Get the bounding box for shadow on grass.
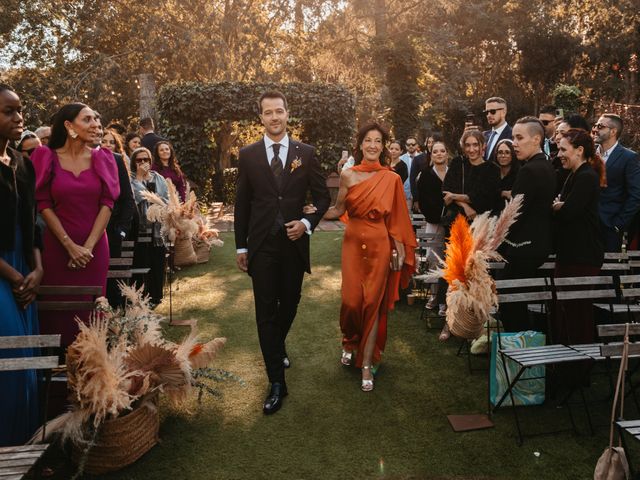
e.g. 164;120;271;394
99;232;621;480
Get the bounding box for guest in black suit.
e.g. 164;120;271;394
483;97;512;160
592;113;640;252
234;91;330;415
500;117;556;332
139;117;166;152
538;105;558;159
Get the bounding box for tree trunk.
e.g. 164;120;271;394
138;73;156;121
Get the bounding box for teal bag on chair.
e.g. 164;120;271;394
490;331;546;407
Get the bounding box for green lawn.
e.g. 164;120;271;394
101;232;629;480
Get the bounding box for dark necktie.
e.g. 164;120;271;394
271;143;283;178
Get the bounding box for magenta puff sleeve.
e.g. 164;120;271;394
92;148;120;209
31;145;56;212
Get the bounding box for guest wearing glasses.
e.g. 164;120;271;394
483;97;512;160
592;113;640;251
400;137;419;211
16;131;41;160
491;139;520;214
130;147;168;306
538;105;558;159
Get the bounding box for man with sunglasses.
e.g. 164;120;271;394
538;105;558;158
400;137;419;210
17;131;41;160
593;113;640;251
483;96;512;160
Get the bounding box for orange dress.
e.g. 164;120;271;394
340;163;417;368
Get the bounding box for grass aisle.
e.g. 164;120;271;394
105;232;610;480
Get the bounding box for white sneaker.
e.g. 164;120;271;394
438;304;447;317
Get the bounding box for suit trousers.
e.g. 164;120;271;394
250;229;305;385
601;223;623;252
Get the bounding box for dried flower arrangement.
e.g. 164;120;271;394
32;282;236;475
431;195;523;339
142;179;222;245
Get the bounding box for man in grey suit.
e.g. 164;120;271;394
593;113;640;251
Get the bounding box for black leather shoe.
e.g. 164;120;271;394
263;382;288;415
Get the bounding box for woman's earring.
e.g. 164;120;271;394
68;129;78;139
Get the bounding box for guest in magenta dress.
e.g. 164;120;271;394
152;140;187;201
31;103;119;347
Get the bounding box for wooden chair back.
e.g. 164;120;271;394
0;334;61;372
37;285;102;312
553;275;616;301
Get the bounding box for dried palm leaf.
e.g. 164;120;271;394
488;194;524;251
442;215;474;287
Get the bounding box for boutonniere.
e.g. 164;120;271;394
290;157;302;173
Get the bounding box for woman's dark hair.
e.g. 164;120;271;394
152;140;183;176
124;132;141;156
389;140;403;152
490;139;518;170
563;128;606;187
103;128;125;156
49;103;89;149
129;147;153;173
353;122;390;166
564;114;590;132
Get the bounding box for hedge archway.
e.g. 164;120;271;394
157;82;356;202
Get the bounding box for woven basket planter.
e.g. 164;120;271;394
448;307;486;340
174;236;197;267
193;239;211;264
72;398;159;475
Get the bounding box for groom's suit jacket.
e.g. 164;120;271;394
234;137;330;274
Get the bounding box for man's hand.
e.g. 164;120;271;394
442;191;456;205
285;220;307;241
236;252;248;272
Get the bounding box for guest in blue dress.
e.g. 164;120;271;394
0;84;43;446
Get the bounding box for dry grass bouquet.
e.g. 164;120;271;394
142;179;223;266
431;195;523;339
33;282;237;476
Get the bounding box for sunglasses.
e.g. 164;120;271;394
135;158;151;164
593;123;612;130
406;143;416;147
540;120;552;126
483;108;505;115
22;147;37;156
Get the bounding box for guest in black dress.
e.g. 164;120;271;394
551;129;606;387
438;130;500;337
416;140;450;339
388;140;408;184
552;129;606;344
491;139;520;215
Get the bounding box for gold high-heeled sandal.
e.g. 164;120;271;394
361;365;374;392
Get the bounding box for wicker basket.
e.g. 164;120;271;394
72;398;159;475
193;239;211;264
174;236;197;266
448;307;486;340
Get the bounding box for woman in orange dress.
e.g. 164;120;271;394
324;122;416;392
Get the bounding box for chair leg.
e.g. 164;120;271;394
578;388;594;435
618;424;635;478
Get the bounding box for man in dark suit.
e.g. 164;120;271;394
483;97;512;160
593;113;640;252
500;117;556;332
139;117;166;152
538;105;558;159
234;91;330;415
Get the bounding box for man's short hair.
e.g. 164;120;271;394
485;96;507;107
602;113;624;139
515;116;545;141
540;105;557;115
258;90;288;113
139;117;154;130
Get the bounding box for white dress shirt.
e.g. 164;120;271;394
602;141;619;163
487;122;508;158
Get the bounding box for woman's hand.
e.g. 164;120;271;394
552;200;564;212
302;204;317;215
392;238;405;269
13;267;43;308
65;241;94;270
501;190;512;200
442;191;456;205
462;203;477;220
